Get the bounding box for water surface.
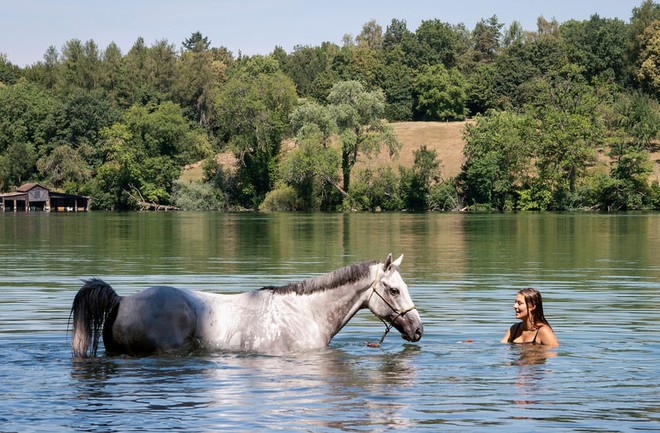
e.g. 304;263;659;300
0;212;658;431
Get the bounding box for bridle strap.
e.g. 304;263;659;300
366;270;417;348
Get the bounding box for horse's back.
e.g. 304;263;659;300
108;286;198;355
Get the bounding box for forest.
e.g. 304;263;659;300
0;1;659;211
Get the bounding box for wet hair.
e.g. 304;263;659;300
518;287;551;328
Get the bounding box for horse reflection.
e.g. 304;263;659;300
202;345;421;430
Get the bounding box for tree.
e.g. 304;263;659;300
0;82;59;154
0;142;37;189
459;110;534;210
59;39;103;92
378;46;415;120
326;80;401;196
596;90;659;210
212;64;297;207
124;100;212;164
277;126;341;210
350;166;402;211
399;145;442;211
469;15;504;65
637;20;660;93
628;0;660;87
279;43;339;101
183;31;211;53
100;42;125;105
413;64;469;120
93;123;139;209
383;19;412;50
502;21;525;48
560;15;629;84
58;89;120;149
356;20;384;50
173;43;230;126
525;65;604;208
0;53;20;85
37;144;91;189
415;19;460;67
290;100;335;146
172;180;225;210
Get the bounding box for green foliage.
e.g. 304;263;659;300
37;144;91;189
428;181;460;211
400;145;441;210
350;166;402;211
561;15;629;84
378;47;415;120
415;19;461;67
413;64;469;120
327;80;401;194
460;110;534;210
58;90;120;149
279;126;340;211
1;7;659;212
0;53;20;85
525;65;604;208
467;16;504;65
213;67;298;208
0;82;59;152
0;142;37;188
183;32;211;53
279;44;339;102
172;179;225;210
259;184;302;211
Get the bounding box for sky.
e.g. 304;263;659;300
0;0;647;67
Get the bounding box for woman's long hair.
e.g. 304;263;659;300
518;287;551;328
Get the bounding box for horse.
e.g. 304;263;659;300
70;253;423;357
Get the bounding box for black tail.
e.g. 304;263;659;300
70;278;122;358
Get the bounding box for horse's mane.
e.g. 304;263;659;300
260;260;377;295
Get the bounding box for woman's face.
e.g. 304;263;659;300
513;293;534;320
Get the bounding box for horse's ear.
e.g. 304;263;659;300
383;253;393;271
392;254;403;268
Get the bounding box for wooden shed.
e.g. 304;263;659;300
0;183;90;212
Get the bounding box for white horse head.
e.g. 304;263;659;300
367;253;423;343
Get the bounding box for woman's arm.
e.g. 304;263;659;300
500;324;514;343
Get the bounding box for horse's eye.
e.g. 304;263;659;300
389;287;400;296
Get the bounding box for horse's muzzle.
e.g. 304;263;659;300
392;311;423;342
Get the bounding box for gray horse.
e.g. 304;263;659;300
70;254;423;357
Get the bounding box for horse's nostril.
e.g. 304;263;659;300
414;327;423;341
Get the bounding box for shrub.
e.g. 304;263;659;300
172;180;225;211
259;185;303;211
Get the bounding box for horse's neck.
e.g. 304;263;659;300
286;272;374;337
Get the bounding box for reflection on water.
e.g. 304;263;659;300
0;212;658;431
66;345;422;431
506;344;557;367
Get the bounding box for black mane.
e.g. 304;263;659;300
260;261;377;295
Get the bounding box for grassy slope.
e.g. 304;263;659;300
180;121;660;185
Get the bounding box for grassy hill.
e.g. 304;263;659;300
180;121;468;183
358;121;467;179
180;120;660;185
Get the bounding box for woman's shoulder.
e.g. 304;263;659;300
536;324;559;347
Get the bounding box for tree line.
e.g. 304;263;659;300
0;1;659;211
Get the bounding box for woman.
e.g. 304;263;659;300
501;288;558;347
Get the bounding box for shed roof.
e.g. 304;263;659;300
16;183;46;192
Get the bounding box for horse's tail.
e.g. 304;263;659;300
70;278;122;358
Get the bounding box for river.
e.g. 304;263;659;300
0;212;658;431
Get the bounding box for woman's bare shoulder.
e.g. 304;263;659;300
537;324;559;347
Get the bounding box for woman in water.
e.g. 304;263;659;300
501;287;558;347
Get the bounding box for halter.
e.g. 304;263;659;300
366;268;417;348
